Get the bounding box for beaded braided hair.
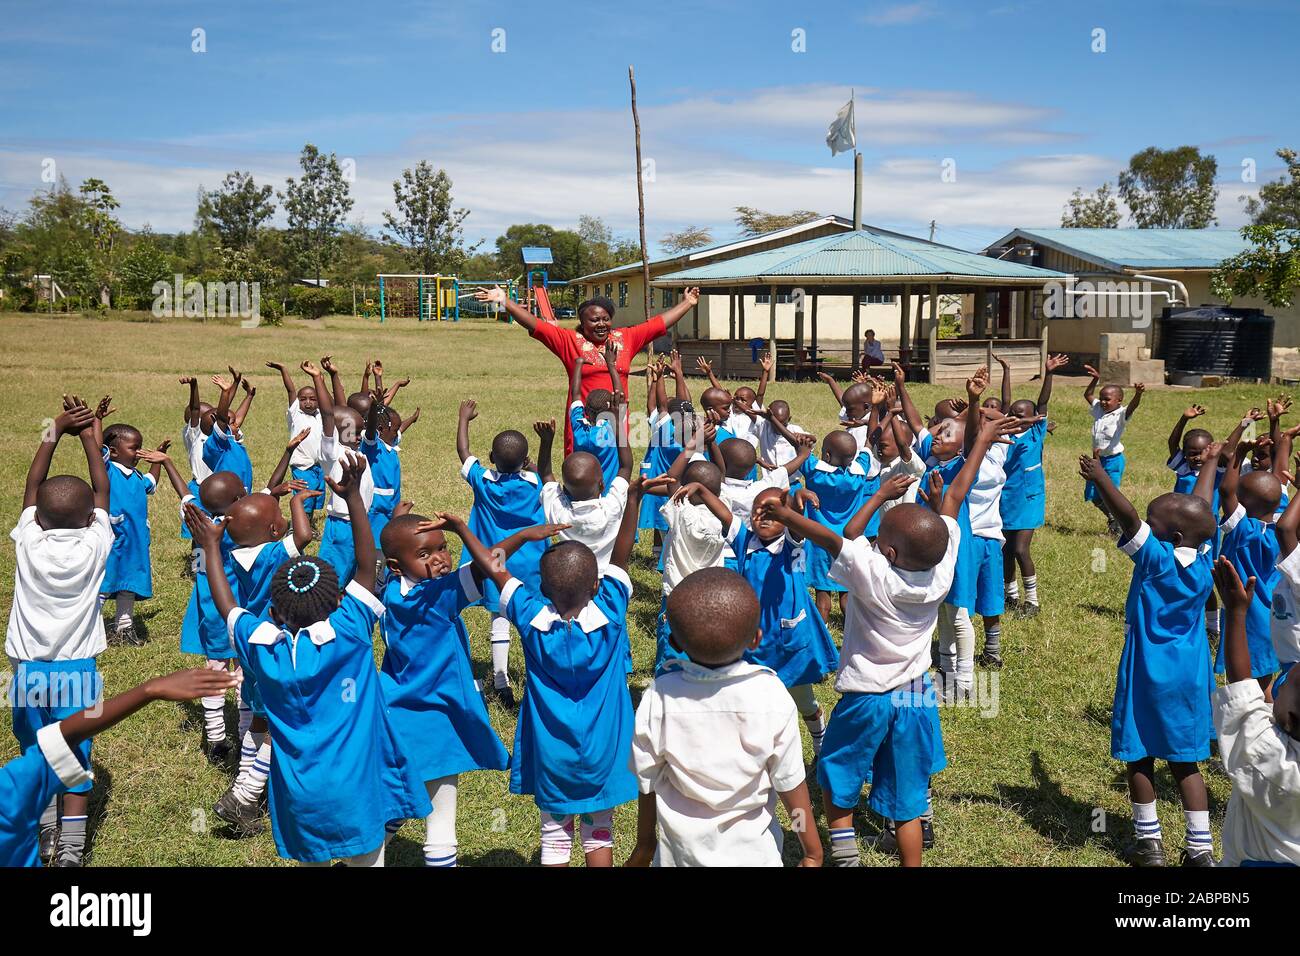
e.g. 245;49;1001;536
270;557;339;630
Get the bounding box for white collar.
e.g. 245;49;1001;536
746;531;787;554
483;468;539;485
399;574;423;597
247;619;336;647
110;460;135;477
723;475;752;487
814;459;865;476
529;599;610;634
1173;543;1210;568
230;541;272;571
662;658;763;682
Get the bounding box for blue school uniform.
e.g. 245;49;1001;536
229;538;298;716
180;511;237;659
460;456;546;614
917;432;977;612
638;414;678;532
570;402;620;493
0;725;93;867
9;660;101;796
500;568;638;815
1083;452;1125;502
202;426;253;495
798;453;875;593
1001;420;1047;530
1111;522;1214;763
1215;506;1281;678
378;566;510;782
715;424;758;481
229;581;430;863
292;463;325;516
734;527;839;686
363;436;402;549
859;450;884;538
100;460;156;598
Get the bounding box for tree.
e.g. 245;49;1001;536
198;171;276;250
1243;148;1300;229
1117;146;1218;228
734;206;821;236
1212;224;1300;309
118;229;175;309
661;225;714;253
1061;182;1121;228
382;161;479;274
79;178;121;306
279;144;354;283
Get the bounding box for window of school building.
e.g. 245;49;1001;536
755;292;793;304
605;283;612;299
859;294;895;305
662;289;672;308
618;281;628;307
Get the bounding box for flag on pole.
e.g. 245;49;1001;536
826;95;856;156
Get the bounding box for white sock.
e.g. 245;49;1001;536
424;775;459;867
1184;809;1212;854
1206;608;1220;636
802;708;826;756
937;604;959;679
203;659;228;743
953;607;975;691
1132;800;1162;841
1005;579;1020;602
115;592;135;629
1023;575;1039;606
233;739;272;802
490;614;511;688
236;730;259;780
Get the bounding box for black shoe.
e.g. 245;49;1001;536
39;825;59;866
921;818;935;850
113;623;144;647
213;787;265;837
1127;838;1167;867
868;821;898;854
1016;602;1040;620
205;736;235;768
976;650;1003;669
51;847;84;868
495;685;516;709
1181;848;1216;868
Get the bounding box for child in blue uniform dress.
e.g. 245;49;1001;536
188;456;430;867
1215;437;1283;685
457;397;546;707
1;668;237;867
1000;353;1066;618
201;371;256;493
460;484;642;867
98;421;162;645
1080;450;1220;867
796;430;877;626
377;513;563;867
568;341;621;493
177;375;214;542
362;402;405;549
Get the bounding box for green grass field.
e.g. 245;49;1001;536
0;310;1276;866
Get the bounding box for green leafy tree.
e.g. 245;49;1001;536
1061;182;1120;228
661;225;714;253
734;206;821;236
1243;148;1300;229
280;144;354;284
383;161;479;274
1117;146;1218;228
198;171;276;250
1212;224;1300;309
118;229;175;309
79;178;121;307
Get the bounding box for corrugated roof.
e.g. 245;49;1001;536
991;228;1250;271
655;228;1068;285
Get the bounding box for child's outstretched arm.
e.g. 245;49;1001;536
1213;557;1257;684
695;356;723;391
330;454;377;593
669;481;732;535
1077;453;1140;539
320;355;347;408
90;395;110;450
614;393;633;482
26;399;96;509
78;402;110;513
781;433;815;476
137;447;189;499
383;376;409;406
434;514;569;587
1276;474;1300;558
211;369;241;428
610;477;643;571
145;439;170;487
400;406;420;435
267;428;309;491
1273;421;1300;482
1036;353;1067;414
1221;440;1248;519
1192;441;1224;508
371;359;385;397
360;360;372;399
817;370;846;408
569;350;585;407
289;488;316;552
1082;364;1099;406
456;400;477;464
890;413;914;463
604;341;623;403
756;352;772;405
266;361;296;402
57;668;239;751
302;360;333;440
843;474;918;539
963;366;990;455
1125;382;1145;419
1168;404;1206;458
363;395;382;443
533;419;556;483
180;375;202;429
945;413;1018;521
892;362;925;436
757;497;842;558
670;350;690;402
231;378;256;432
994;353;1011;410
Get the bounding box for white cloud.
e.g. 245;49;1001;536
862;3;939;26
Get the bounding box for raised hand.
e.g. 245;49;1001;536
459;399;478;421
695;356;713;375
1082;364;1100;379
325;453;367;498
917;470;944;509
518;522;571;542
891;361;907;386
183;502;223;549
793;488;820;511
759;352;773;374
179;375;197;386
670;482;704;505
472;286;506;305
533;418;556;439
1045;353;1069;373
266;361;286;372
286;427;312;450
1078;454;1102;482
240;379;255;396
320;355;338;374
878;473;918;501
1133;383;1147;397
393;500;414;518
95;395;116;420
145;667;241;702
1212;555;1255;611
682;287;700;306
993;353;1009;368
300;360;321;377
135;448;170;465
1184;404;1206;419
638;475;678;497
54;398;96;436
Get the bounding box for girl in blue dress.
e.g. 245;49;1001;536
97;420;163;645
375;512;565;868
187;456;430;867
362;403;406;549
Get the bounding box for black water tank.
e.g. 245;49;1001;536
1158;306;1274;380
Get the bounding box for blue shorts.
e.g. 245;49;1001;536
292;464;325;515
816;675;945;822
1084;453;1125;502
972;535;1005;618
10;659;102;795
317;514;358;586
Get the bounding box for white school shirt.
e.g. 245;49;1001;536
724;408;760;446
1271;547;1300;665
660;499;742;597
756;419;808;471
877;453;926;513
6;507;113;661
829;515;961;694
967;442;1009;542
1212;680;1300;866
719;467;790;525
287;399;323;469
1090;400;1129;456
631;659;805;867
320;437;375;519
541;476;629;567
839;406;869;452
182;422;212;484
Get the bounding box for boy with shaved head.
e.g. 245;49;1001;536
1082;364;1144;534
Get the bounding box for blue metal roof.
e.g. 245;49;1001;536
994;228;1251;271
521;246;553;265
655;228;1067;285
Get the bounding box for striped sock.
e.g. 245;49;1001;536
922;786;934;823
802;709;826;755
383;819;404;847
57;814;88;865
424;776;458;867
490;615;511;688
202;697;226;743
1023;575;1039;606
1184;810;1212;855
983;623;1002;657
233;739;272;803
236;731;259;782
1132;800;1162;842
1206;608;1220;636
1005;579;1020;602
829;827;860;867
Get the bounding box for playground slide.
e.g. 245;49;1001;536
533;284;557;324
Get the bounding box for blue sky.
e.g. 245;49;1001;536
2;0;1296;255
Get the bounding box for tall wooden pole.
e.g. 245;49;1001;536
629;66;651;321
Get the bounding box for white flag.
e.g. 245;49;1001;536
826;97;855;156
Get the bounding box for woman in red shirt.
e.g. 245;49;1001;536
474;285;701;453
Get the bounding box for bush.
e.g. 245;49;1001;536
289;285;333;319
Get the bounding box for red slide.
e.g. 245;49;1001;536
533;284;557;324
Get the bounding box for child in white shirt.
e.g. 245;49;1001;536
1081;365;1144;534
535;409;632;568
